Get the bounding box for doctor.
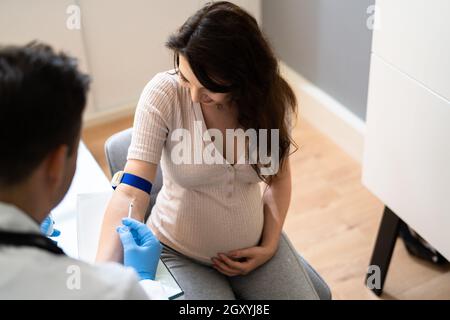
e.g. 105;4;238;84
0;43;166;299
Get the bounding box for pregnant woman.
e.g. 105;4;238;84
96;1;319;300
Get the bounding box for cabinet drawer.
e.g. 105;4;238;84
373;0;450;100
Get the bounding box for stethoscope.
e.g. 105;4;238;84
0;230;65;255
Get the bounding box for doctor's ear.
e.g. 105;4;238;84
44;144;70;188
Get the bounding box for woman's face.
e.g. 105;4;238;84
178;55;230;107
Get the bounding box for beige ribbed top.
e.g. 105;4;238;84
128;71;264;265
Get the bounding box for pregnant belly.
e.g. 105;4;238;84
151;189;264;264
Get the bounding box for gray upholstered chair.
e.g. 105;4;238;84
104;128;332;300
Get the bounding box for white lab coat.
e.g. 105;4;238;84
0;202;167;299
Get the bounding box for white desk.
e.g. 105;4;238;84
51;142;111;258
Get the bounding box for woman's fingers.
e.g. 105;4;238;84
214;246;266;276
212;265;236;277
218;254;247;272
212;257;241;276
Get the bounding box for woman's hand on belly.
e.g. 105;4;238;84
211;243;277;277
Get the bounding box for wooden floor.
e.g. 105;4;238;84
82;115;450;300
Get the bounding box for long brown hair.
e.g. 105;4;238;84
166;1;297;185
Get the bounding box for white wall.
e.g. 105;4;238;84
0;0;95;114
0;0;261;125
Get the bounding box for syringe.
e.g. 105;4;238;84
128;201;134;219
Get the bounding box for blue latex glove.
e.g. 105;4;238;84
116;218;162;280
40;214;61;238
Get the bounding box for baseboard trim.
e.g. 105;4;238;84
83;103;136;129
280;61;366;163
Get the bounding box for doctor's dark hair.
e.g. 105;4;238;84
166;1;298;185
0;42;90;186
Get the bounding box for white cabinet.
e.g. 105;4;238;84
363;55;450;259
363;0;450;260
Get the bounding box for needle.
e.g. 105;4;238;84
128;201;134;219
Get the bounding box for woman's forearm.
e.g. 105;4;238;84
95;185;150;262
95;160;157;263
260;159;292;251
